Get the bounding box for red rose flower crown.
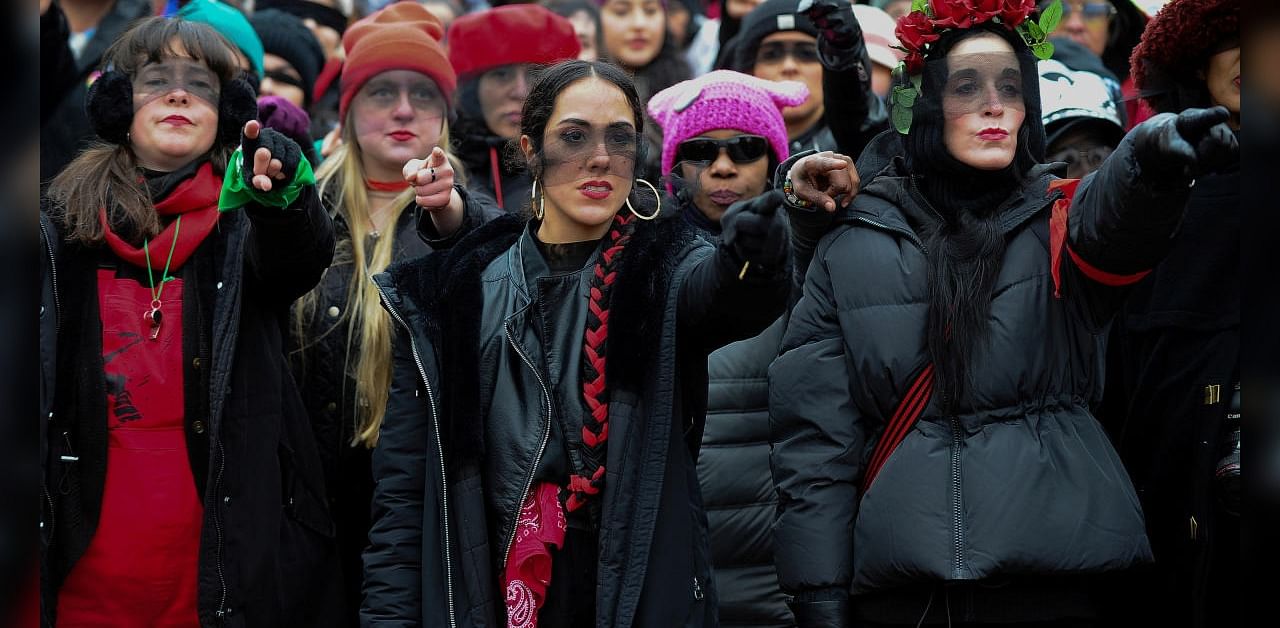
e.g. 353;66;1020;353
889;0;1063;134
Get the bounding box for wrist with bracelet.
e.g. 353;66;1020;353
783;177;816;210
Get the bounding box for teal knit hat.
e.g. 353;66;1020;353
179;0;265;78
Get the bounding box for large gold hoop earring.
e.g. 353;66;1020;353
531;178;545;220
625;178;661;221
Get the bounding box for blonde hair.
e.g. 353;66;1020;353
296;114;464;448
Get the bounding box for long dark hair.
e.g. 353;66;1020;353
48;17;241;246
901;25;1045;409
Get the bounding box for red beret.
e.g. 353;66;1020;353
1130;0;1238;102
447;4;582;82
340;1;457;121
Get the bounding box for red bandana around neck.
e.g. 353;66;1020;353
99;163;223;272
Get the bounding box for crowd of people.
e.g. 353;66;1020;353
37;0;1240;627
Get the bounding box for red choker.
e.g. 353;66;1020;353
365;178;411;193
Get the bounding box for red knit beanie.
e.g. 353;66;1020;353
339;1;457;121
447;4;581;82
1130;0;1238;111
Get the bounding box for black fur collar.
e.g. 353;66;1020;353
384;210;705;467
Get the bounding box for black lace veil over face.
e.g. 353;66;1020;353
899;25;1047;185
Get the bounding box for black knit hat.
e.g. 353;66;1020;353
728;0;821;73
250;9;326;107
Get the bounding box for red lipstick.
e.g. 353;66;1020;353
579;180;613;200
162;115;192;126
977;127;1009;141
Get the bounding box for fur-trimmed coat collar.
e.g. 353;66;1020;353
377;209;707;469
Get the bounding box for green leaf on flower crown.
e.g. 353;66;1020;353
911;0;928;14
1017;23;1036;45
893;85;918;107
1031;41;1056;60
1026;19;1045;40
911;73;923;91
1040;0;1063;35
893;102;914;135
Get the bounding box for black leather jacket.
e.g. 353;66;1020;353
362;205;789;627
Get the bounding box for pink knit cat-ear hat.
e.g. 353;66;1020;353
648;70;809;181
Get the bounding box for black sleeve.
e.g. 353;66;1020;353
677;239;790;354
1061;129;1193;329
817;39;890;160
243;184;337;307
416;185;506;249
41;3;79;125
360;333;430;626
771;150;839;306
769;228;862;598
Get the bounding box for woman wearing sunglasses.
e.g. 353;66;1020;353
649;69;858;627
362;59;808;627
287;5;500;623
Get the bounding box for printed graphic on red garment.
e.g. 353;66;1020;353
97;269;185;427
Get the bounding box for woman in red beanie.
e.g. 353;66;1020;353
363;59;794;628
1103;2;1241;627
288;3;502;623
448;4;584;212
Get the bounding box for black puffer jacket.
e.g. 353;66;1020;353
362;206;789;627
769;131;1187;621
288;188;501;627
42;174;342;627
699;318;792;628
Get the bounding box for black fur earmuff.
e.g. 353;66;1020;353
85;70;134;145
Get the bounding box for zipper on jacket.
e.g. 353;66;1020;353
692;576;705;601
42;483;55;542
500;317;553;571
949;416;966;580
374;280;458;628
852;216;928;254
39;218;61;334
213;437;228;619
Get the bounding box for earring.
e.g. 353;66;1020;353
625;178;661;221
531;178;545;220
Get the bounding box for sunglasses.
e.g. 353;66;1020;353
755;41;820;66
675;135;769;164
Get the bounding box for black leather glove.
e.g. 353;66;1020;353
788;598;851;628
1131;105;1239;184
719;190;789;275
240;124;303;185
799;0;863;50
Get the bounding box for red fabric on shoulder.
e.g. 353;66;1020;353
1048;177;1153;296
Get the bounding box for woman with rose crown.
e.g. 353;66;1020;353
767;1;1239;626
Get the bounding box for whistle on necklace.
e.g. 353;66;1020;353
145;299;163;340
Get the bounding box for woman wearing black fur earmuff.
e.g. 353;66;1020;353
40;17;343;627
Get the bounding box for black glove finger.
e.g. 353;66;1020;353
1175;106;1230;145
1194;122;1239;175
219;77;259;151
259;127;302;182
746;189;784;217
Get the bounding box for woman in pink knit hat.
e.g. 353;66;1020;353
650;69;860;626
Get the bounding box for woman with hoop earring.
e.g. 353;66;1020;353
362;59;797;628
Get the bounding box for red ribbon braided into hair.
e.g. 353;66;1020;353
564;211;635;512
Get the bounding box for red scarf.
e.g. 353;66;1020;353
99;163;222;272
